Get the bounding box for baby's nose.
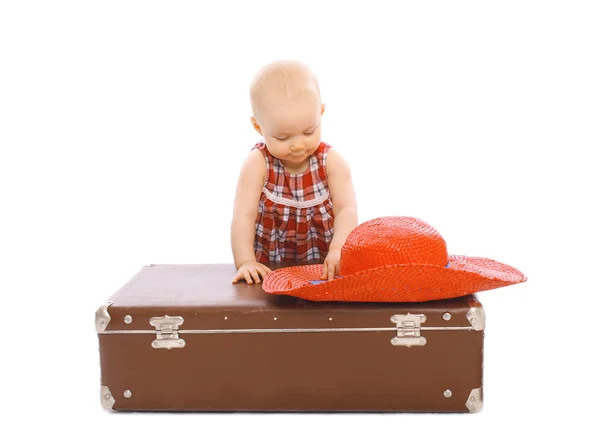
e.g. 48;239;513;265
290;140;306;151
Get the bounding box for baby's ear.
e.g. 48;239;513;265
250;116;263;135
321;103;326;116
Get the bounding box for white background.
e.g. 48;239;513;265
1;0;599;427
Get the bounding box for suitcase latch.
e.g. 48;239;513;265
149;316;186;349
390;314;427;347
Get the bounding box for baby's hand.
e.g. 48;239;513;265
321;248;341;280
232;261;272;285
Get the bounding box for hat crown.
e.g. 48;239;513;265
339;216;448;275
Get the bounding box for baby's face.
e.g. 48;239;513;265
255;90;324;170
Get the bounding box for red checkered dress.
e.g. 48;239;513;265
253;141;335;264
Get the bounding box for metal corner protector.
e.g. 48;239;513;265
465;387;483;412
95;301;113;333
101;385;115;410
466;303;486;331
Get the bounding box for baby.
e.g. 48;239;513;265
231;60;358;284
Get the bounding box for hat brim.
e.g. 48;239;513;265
262;255;527;302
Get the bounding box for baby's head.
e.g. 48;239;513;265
249;60;325;167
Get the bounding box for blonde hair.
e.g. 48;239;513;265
250;59;321;120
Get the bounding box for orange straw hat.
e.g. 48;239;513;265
262;216;527;302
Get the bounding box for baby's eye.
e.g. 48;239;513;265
275;136;289;141
304;130;315;136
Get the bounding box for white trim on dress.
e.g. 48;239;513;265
263;188;330;209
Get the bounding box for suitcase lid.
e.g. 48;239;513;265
96;264;484;348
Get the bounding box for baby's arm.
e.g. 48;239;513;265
322;148;358;279
230;149;268;282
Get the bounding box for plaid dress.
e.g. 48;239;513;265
253;141;335;264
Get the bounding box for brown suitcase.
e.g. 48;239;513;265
96;263;485;412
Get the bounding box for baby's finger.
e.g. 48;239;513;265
327;263;335;280
257;267;269;279
250;269;262;284
243;271;253;284
321;263;328;280
232;273;241;284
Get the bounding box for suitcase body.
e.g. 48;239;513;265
96;264;485;412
